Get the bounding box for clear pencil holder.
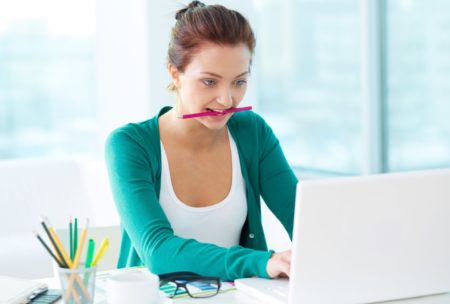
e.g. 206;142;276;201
58;266;97;304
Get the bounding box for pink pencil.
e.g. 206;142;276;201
180;106;253;119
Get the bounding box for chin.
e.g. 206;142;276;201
199;114;231;130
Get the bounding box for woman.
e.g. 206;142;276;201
105;1;297;281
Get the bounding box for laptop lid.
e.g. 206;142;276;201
0;276;47;304
289;169;450;303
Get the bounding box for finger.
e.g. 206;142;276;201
281;252;292;264
279;262;291;278
279;272;288;278
284;264;291;278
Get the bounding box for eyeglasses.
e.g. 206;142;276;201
159;271;221;298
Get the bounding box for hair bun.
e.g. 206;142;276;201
175;1;206;21
188;1;205;9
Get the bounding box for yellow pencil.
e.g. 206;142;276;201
72;219;89;269
49;227;72;268
91;238;109;266
46;223;81;301
65;219;91;302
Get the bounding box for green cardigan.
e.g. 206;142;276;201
105;106;297;281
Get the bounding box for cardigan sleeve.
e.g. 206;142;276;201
105;127;273;281
257;116;298;239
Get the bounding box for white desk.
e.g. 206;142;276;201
39;276;260;304
39;276;450;304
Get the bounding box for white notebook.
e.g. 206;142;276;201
0;276;47;304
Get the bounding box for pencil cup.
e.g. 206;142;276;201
58;266;97;304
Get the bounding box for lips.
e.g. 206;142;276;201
181;106;252;120
206;108;228;113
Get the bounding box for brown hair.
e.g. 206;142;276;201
167;1;256;90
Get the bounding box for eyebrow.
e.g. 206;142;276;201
200;71;249;78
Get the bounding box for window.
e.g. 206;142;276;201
253;0;450;175
253;0;361;175
0;0;97;158
387;0;450;171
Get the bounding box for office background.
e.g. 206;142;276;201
1;0;450;174
1;0;449;278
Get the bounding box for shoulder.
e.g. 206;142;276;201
105;114;162;168
228;110;275;144
228;110;279;161
106;119;155;150
106;107;172;150
228;110;272;135
106;106;170;146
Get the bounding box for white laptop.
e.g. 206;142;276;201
235;169;450;303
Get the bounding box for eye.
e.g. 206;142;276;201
202;79;216;87
234;79;247;87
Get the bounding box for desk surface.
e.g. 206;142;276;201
38;276;450;304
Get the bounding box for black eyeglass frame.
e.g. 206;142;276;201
159;271;222;298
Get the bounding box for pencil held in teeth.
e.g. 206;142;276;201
180;105;252;119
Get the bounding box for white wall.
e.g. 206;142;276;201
95;0;154;150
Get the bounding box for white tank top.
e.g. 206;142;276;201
159;129;247;248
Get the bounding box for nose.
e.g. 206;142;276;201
217;87;233;108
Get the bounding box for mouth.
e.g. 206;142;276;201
205;108;229;115
180;106;252;119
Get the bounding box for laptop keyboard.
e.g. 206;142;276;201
268;286;289;298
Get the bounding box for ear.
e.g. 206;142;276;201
168;63;180;88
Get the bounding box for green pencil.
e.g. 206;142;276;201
69;217;73;260
83;239;96;286
74;217;78;258
85;239;95;268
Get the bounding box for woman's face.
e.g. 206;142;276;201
170;43;251;130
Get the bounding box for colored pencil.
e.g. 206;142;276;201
40;217;68;268
34;231;64;267
85;239;95;268
91;238;109;266
74;217;78;259
49;227;73;268
69;217;73;260
180;105;252;119
65;219;91;302
72;219;89;269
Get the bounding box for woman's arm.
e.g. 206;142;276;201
105;128;272;281
256;116;297;278
258;117;298;239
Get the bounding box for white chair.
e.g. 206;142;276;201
0;157;120;279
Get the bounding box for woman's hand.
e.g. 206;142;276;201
266;249;292;278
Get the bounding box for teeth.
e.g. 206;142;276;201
206;108;226;113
